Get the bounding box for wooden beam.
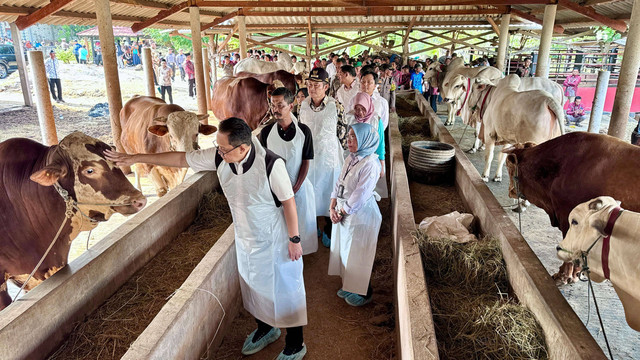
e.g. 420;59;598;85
14;0;76;30
233;35;307;58
321;31;402;55
422;29;496;54
196;0;551;7
200;9;243;31
557;0;627;33
486;16;500;36
217;23;238;51
583;0;625;6
131;1;189;33
402;16;417;46
242;7;508;17
110;0;169;9
511;8;565;34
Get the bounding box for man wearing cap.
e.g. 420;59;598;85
45;50;64;103
298;68;346;248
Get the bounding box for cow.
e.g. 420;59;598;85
235;69;303;94
557;196;640;331
0;132;147;310
291;61;307;75
424;61;462;126
119;96;217;197
233;52;294;75
503;132;640;285
467;74;564;182
211;76;280;130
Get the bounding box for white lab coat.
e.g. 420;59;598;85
299;97;344;217
218;138;307;327
265;118;318;255
328;153;382;295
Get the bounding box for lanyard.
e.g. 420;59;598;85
342;155;360;181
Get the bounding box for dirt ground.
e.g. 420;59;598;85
438;105;640;359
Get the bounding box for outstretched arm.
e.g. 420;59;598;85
104;150;188;168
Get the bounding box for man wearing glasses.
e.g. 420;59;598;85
105;117;308;360
260;87;317;256
298;68;346;249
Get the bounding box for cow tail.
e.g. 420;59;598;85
546;97;565;136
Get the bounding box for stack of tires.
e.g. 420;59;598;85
408;141;455;184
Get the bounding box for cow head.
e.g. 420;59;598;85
442;74;468;103
557;196;620;264
29;132;147;222
291;62;307;75
148;111;217;152
424;62;443;87
503;142;537;199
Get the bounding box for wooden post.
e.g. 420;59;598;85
190;6;208;117
10;23;33;107
95;0;125;157
588;70;610;134
238;15;247;59
608;0;640;139
142;47;155;97
496;14;510;72
535;4;557;78
203;50;212;112
28;51;58;146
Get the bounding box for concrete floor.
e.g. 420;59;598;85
437;106;640;360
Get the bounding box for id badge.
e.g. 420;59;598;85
337;184;345;198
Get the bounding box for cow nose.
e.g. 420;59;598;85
556;246;562;251
132;197;147;211
443;98;450;102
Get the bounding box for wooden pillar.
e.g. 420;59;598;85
496;14;510;72
588;70;610;134
238;16;247;59
28;51;57;145
203;50;212;112
190;6;208;116
210;34;218;86
95;0;125;154
403;30;409;65
142;47;155;97
536;4;557;78
10;23;33;107
608;1;639;139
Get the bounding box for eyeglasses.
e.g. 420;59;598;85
270;103;289;110
213;141;241;157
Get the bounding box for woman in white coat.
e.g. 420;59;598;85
328;122;382;307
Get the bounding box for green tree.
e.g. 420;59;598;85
57;25;91;41
593;26;621;43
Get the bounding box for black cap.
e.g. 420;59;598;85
49;50;55;54
308;68;329;83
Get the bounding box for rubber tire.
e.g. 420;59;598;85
0;63;8;79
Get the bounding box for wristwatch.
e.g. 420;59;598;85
289;235;301;244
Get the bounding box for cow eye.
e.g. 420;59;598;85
85;168;95;175
571;219;578;226
455;84;460;88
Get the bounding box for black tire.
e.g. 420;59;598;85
0;63;8;79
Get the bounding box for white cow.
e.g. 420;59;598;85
291;61;307;75
557;196;640;331
424;61;462;126
467;74;564;182
233;52;294;75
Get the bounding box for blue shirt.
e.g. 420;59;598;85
73;43;82;55
166;52;176;65
176;54;186;67
410;72;424;93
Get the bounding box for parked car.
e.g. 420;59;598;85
0;44;18;79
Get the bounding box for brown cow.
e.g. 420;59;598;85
211;77;280;130
0;132;146;310
119;95;217;197
235;69;303;94
504;132;640;284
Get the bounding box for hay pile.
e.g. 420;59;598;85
416;232;548;360
49;191;232;360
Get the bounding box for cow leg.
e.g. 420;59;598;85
134;164;142;191
445;103;454;126
149;167;168;197
481;140;495;182
493;149;508;182
0;271;11;310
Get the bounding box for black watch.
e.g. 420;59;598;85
289;235;301;244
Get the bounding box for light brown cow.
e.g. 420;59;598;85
119;96;217;197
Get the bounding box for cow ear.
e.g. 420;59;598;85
199;124;217;135
588;198;604;211
30;165;67;187
196;114;209;122
148;125;169;136
152;116;168;124
523;142;537;149
505;153;517;166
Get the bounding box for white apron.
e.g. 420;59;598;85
266;119;318;255
218;139;307;327
299;97;344;217
328;153;382;295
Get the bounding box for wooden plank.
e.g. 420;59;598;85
486;16;500;36
200;10;242;31
242;7;508;17
217;23;238;52
322;31;402;55
232;34;307;58
131;1;189;33
110;0;170;9
557;0;627;32
511;8;565;34
196;0;551;7
422;29;496;54
14;0;76;30
402;16;417;47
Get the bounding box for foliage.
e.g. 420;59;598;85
593;26;622;43
142;28;213;53
54;47;76;64
57;25;91;41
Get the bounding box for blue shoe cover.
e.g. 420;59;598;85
345;293;373;307
317;228;322;237
322;233;331;248
277;344;307;360
241;327;281;355
337;289;352;299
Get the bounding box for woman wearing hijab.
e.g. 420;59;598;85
328;123;382;307
346;92;385;169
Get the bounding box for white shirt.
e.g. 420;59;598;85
326;62;337;81
186;146;294;202
336;78;360;113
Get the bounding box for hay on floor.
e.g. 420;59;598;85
415;232;548;360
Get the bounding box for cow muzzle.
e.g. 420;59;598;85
443;98;452;103
112;194;147;215
556;246;575;262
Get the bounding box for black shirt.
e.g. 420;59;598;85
259;121;314;160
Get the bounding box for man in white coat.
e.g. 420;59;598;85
105;118;308;360
298;68;347;248
260;87;318;255
336;65;359;113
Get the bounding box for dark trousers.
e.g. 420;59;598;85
429;94;438;113
323;216;332;237
188;78;196;97
48;78;62;101
160;86;173;104
256;318;303;350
